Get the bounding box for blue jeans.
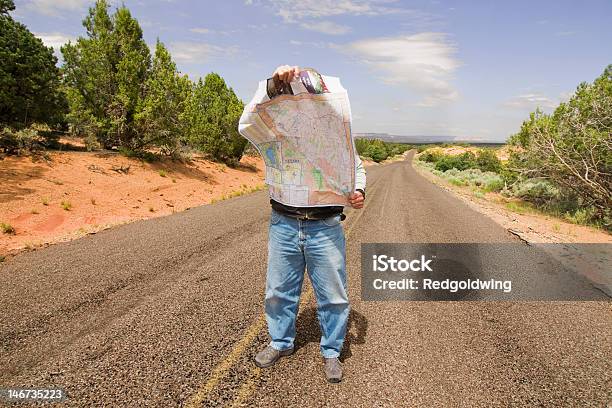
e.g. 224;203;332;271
265;209;349;358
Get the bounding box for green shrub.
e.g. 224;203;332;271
509;179;560;205
564;207;597;226
355;138;410;162
419;148;502;174
1;222;16;234
419;150;443;163
426;166;505;192
368;143;388;162
84;133;101;151
0;127;43;155
417;144;436;153
447;176;466;186
482;177;505;192
475;149;502;173
434;152;476;172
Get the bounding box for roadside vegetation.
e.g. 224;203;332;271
1;222;15;234
417;65;611;231
355;138;411;162
0;0;246;165
210;184;266;204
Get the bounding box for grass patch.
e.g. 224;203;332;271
209;184;266;204
1;222;16;234
473;190;485;199
504;201;537;215
41;197;49;206
61;200;72;211
564;208;597;226
31;209;39;214
448;177;466;186
158;170;167;177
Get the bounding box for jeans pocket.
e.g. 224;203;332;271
321;214;341;227
270;210;282;225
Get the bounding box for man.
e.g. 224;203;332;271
254;65;366;383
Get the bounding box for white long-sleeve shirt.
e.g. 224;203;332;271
354;154;367;192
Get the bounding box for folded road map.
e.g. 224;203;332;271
238;70;356;207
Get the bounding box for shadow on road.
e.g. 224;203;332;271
294;306;368;362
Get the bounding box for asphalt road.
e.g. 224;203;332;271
1;152;610;407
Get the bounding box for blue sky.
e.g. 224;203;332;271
13;0;612;141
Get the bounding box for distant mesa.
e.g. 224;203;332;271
354;133;503;145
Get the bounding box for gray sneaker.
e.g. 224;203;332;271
324;357;342;383
254;345;294;368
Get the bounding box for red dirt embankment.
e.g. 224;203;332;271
0;151;265;256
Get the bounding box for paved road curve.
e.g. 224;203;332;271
1;152;610;407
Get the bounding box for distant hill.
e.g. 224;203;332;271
354;133;504;145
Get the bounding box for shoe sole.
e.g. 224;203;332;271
326;376;342;384
254;349;294;369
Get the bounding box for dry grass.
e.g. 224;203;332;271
1;223;16;234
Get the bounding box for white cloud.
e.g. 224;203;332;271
34;32;75;51
503;93;556;109
24;0;90;16
269;0;404;23
299;20;351;35
247;23;269;31
344;32;460;106
289;39;331;48
190;27;212;34
169;42;239;63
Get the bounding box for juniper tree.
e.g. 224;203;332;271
508;65;612;225
135;40;191;155
61;0;150;149
185;73;247;165
0;0;66;128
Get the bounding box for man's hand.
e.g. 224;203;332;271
273;65;300;84
348;191;364;209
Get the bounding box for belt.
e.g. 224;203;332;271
288;212;322;220
270;199;345;221
275;210;346;221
